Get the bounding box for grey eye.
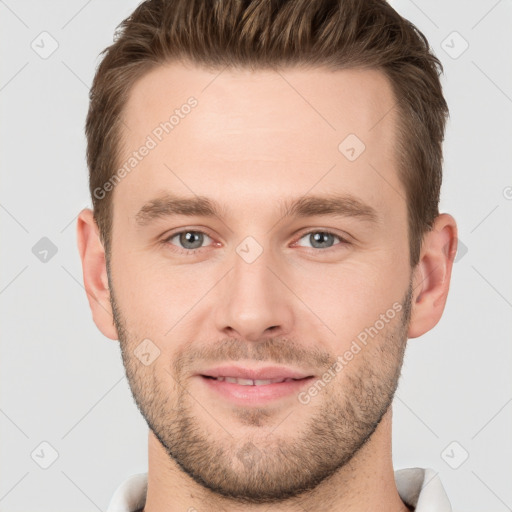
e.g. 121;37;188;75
170;231;211;250
297;231;340;249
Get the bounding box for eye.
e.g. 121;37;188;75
293;230;348;250
164;230;213;253
161;228;349;256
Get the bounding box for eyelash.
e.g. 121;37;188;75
161;229;350;256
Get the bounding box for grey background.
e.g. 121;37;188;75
1;0;511;511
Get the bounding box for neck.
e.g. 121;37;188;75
142;407;410;512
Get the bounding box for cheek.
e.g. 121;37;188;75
111;248;217;334
286;253;409;345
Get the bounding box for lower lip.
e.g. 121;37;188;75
199;375;314;405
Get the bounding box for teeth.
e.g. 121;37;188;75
228;377;253;385
254;379;273;385
211;377;298;385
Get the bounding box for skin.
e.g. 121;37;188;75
77;62;457;512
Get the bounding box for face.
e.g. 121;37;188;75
107;62;414;503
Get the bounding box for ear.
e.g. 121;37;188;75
408;213;458;339
76;208;118;340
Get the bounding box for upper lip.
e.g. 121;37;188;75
198;365;313;380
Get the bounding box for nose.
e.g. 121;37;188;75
213;243;295;342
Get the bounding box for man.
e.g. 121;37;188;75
77;0;458;510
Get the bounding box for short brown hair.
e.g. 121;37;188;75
86;0;448;267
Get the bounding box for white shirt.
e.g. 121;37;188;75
106;467;452;512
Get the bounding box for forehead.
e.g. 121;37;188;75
115;62;402;219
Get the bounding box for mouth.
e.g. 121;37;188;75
201;375;306;386
197;365;315;404
198;364;313;381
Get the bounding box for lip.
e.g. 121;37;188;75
196;365;315;405
199;375;315;405
198;365;312;381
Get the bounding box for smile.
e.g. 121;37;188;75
203;376;302;386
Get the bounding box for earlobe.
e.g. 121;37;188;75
76;208;119;341
408;213;458;339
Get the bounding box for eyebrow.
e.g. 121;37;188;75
135;192;380;227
